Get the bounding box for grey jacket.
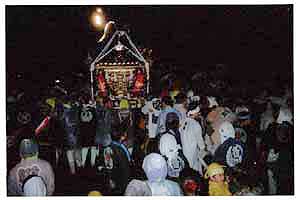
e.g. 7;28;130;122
8;158;55;196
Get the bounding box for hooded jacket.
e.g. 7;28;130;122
95;103;113;146
142;153;183;196
179;117;206;175
61;103;81;149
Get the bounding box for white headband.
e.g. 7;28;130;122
187;106;200;117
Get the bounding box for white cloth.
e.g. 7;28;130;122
187;106;200;117
207;96;219;108
179;117;206;174
235;105;249;114
142;101;161;138
146;180;183;196
219;121;235;144
277;106;293;125
159;133;181;159
260;102;275;131
159;133;184;178
204;134;218;155
23;176;46;196
142;153;168;182
81;146;99;167
124;179;152;196
142;153;182;195
267;169;277;195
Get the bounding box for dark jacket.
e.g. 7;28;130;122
95;104;113;146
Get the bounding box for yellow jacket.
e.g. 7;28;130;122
208;181;232;196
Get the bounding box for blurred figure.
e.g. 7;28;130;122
156;96;182;135
174;92;188;120
142;153;183;196
124;179;152;196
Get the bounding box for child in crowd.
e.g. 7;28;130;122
204;162;232;196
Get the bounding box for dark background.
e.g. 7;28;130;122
6;5;293;91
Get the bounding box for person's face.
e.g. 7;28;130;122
211;174;225;183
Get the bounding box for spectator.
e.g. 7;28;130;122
142;153;183;195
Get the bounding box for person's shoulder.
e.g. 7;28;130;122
185;117;201;127
9;162;20;175
165;179;180;187
38;159;53;167
165;180;182;194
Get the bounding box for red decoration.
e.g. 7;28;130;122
132;69;145;94
97;72;107;96
35;116;51;136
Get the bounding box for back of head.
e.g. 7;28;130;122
19;139;39;159
175;92;187;104
23;176;46;196
166;112;180;131
161;96;173;107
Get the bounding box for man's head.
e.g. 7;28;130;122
175;92;187;105
166;112;180;131
161;96;173;109
19;139;39;159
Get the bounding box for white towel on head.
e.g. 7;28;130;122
277;106;293;125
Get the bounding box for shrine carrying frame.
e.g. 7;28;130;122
90;30;150;102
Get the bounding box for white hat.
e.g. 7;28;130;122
235;106;249;114
23;176;47;196
142;153;168;182
187;90;194;98
187;106;200;117
151;98;161;110
207;96;219;108
219;121;235;144
277;106;293;125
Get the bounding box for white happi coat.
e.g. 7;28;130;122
179;117;206;175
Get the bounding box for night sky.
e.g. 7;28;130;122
6;5;293;89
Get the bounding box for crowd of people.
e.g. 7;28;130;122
6;73;294;196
